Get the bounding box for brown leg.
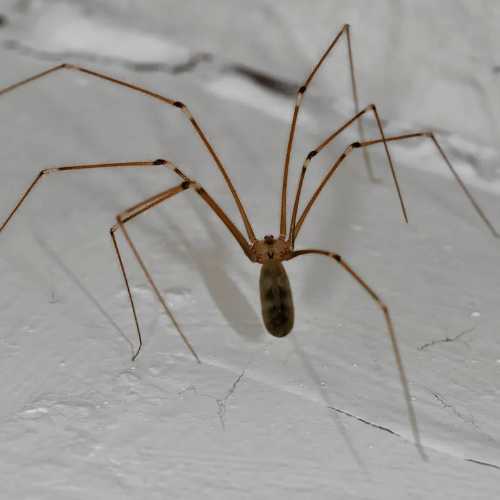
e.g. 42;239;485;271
291;248;426;460
0;64;256;242
345;25;376;183
111;184;200;362
289;104;408;245
0;159;191;233
111;178;253;361
355;132;499;238
280;24;373;237
293;132;499;241
0;160;180;233
110;227;143;361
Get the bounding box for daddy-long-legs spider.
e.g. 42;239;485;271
1;25;497;458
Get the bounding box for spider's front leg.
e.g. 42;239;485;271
291;248;426;460
288;103;408;246
290;133;499;245
0;160;176;234
110;170;253;361
0;63;256;243
280;24;374;238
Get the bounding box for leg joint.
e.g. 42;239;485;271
307;150;318;161
41;167;58;175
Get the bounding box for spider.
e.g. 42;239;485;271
1;25;497;457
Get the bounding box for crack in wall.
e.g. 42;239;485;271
328;406;400;437
466;458;500;471
329;404;500;471
425;387;497;448
418;327;475;351
216;370;245;430
430;390;478;429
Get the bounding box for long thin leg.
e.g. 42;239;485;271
0;159;187;233
355;132;499;238
111;177;253;360
345;25;376;183
293;132;499;241
0;64;256;242
280;24;372;237
291;248;426;459
0;157;251;359
111;183;200;362
110;228;143;360
0;159;196;361
289;104;408;245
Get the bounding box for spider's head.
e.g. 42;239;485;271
251;235;292;263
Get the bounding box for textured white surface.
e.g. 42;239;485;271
1;1;500;499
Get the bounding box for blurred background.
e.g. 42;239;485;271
2;0;499;149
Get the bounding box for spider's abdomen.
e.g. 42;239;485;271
259;260;294;337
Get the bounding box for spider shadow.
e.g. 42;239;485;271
138;193;264;344
32;232;133;353
290;334;369;474
298;153;365;306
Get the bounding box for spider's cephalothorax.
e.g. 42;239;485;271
255;235;294;337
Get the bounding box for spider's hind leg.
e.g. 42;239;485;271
291;248;427;460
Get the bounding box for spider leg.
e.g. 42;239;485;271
111;183;199;362
291;248;426;460
292;141;365;240
354;132;499;238
0;64;256;242
292;132;499;242
280;24;372;238
0;157;251;360
289;103;408;245
0;159;185;234
111;176;252;361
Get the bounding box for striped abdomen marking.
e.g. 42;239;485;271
259;261;294;337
